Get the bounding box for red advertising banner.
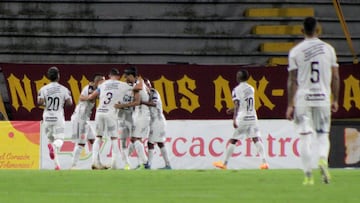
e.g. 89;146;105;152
1;63;359;120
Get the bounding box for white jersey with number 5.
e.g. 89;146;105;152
288;38;338;107
38;82;72;122
96;79;132;115
232;82;258;125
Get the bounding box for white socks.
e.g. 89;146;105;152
72;145;83;167
299;133;312;174
148;149;154;166
134;140;148;164
92;137;101;166
317;133;330;161
224;143;236;165
254;141;267;163
111;139;120;169
160;147;170;166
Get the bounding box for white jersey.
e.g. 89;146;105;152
149;88;165;120
134;81;150;113
38;82;72;122
96;79;132;115
232;82;258;124
72;85;95;120
288;38;338;107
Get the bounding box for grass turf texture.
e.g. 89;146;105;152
0;169;358;203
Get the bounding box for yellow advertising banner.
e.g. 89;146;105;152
0;121;40;169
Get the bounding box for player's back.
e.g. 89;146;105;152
39;82;71;122
97;79;130;115
233;82;257;123
289;38;337;107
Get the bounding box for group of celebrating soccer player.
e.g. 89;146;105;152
38;66;171;170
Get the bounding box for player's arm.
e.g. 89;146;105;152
286;69;298;120
37;90;45;106
233;100;239;128
141;100;156;107
331;66;340;112
87;89;100;101
226;107;234;115
65;90;73;106
114;90;141;109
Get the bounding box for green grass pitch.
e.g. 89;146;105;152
0;169;359;203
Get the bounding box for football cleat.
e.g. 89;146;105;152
48;143;55;160
159;165;172;170
213;161;227;170
260;163;269;170
55;166;60;171
302;177;314;186
124;164;131;170
319;159;331;184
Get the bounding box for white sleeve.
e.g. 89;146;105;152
288;49;298;71
330;46;339;68
37;88;45;100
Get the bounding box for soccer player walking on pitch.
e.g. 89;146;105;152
286;17;340;185
38;66;73;170
213;70;269;170
70;73;105;169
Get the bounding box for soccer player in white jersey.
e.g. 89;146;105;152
213;70;269;170
37;66;73;170
115;66;150;169
86;68;133;169
70;73;105;169
141;78;171;169
116;82;135;170
286;17;340;185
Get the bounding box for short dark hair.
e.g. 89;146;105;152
47;66;59;81
303;17;317;36
124;66;138;77
237;69;249;82
109;68;120;76
92;73;104;82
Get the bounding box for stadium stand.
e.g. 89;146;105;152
0;0;358;65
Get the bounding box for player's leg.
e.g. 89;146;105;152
108;117;120;169
147;141;155;169
313;106;331;184
92;114;104;169
132;116;150;169
52;121;66;170
119;121;131;169
71;118;86;168
249;126;269;169
295;106;314;185
43;122;55;161
157;142;171;169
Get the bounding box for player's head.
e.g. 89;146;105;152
47;66;60;82
236;69;249;83
92;73;105;87
302;17;319;37
123;66;138;84
109;68;121;79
